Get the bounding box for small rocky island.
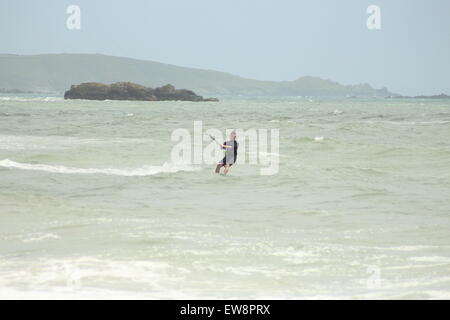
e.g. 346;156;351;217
64;82;218;102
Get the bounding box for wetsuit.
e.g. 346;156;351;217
220;140;238;166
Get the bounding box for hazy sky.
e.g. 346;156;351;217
1;0;449;95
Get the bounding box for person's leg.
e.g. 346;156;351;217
223;164;231;175
215;164;223;173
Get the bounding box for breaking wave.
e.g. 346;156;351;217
0;159;199;176
0;96;62;102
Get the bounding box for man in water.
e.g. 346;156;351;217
215;131;238;175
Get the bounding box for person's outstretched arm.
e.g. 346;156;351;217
221;142;232;149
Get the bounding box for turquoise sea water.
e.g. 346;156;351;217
0;96;449;299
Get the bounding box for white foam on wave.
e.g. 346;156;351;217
0;96;62;102
0;135;64;150
0;135;154;151
247;151;286;158
0;256;187;299
410;256;450;263
22;233;60;243
0;159;199;177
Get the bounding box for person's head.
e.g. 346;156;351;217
230;131;237;140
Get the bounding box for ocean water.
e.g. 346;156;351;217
0;96;449;299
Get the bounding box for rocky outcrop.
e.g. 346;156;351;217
64;82;218;101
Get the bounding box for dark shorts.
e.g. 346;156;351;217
221;157;234;166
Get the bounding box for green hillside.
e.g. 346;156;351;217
0;54;393;97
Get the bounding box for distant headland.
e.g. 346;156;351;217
64;82;219;102
0;54;395;98
387;93;450;99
